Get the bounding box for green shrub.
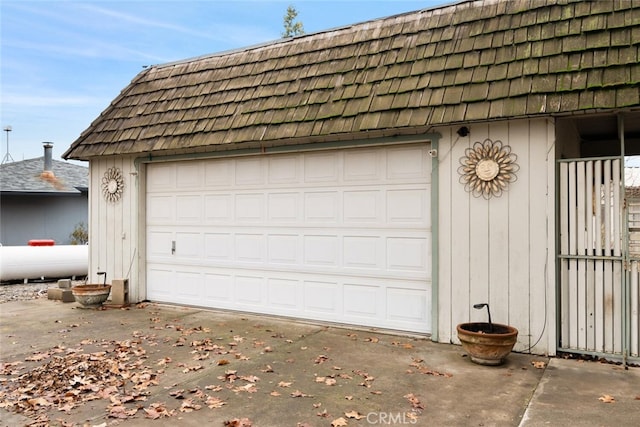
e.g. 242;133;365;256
69;222;88;245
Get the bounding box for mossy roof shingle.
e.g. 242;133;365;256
64;0;640;160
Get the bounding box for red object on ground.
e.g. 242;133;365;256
27;239;55;246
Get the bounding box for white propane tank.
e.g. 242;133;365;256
0;245;88;281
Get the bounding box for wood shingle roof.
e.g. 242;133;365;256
64;0;640;160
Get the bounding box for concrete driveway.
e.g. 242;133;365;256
1;299;638;426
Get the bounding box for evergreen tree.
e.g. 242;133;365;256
282;5;304;37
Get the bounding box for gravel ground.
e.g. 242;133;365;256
0;281;59;303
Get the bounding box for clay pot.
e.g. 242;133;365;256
456;322;518;366
71;285;111;307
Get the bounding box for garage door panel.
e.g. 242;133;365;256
268;192;300;221
235;194;264;221
204;233;232;259
235;158;264;185
344;149;381;182
304;280;340;314
204;273;233;303
148;163;176;191
304;152;339;183
205;194;232;222
387;237;430;274
176;162;202;188
304;235;339;266
175;232;202;259
205;161;232;187
387;146;431;180
148;196;174;223
235;234;264;263
387;287;429;325
343;236;381;269
268;155;300;184
147;268;173;299
304;192;339;222
268;278;301;310
267;234;300;264
236;275;265;306
148;232;173;257
343;283;380;317
176;195;202;222
147;144;432;333
175;271;202;301
387;188;430;225
343;190;381;223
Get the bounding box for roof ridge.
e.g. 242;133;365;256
150;0;468;71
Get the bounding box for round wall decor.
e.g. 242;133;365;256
458;139;518;199
101;167;124;202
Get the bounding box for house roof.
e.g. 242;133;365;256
64;0;640;161
0;157;88;194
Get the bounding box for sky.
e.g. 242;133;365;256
1;0;448;164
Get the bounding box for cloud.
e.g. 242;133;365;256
2;92;100;108
78;3;278;48
3;38;169;63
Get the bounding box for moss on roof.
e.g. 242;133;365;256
64;0;640;160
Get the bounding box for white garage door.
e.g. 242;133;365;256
146;143;432;333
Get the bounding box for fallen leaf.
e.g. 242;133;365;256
314;354;329;364
169;389;185;399
27;397;52;408
224;418;253;427
345;410;365;420
278;381;292;388
179;398;202;412
205;396;226;408
317;409;329;417
365;337;379;343
234;383;258;393
405;393;424;409
531;361;546;369
331;417;348;427
218;359;230;366
25;352;50;362
599;394;615;403
291;390;312;398
240;374;260;383
270;390;281;397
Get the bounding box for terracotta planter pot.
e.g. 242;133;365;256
457;322;518;366
71;285;111;307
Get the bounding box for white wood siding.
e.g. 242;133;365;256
88;156;140;300
437;118;556;355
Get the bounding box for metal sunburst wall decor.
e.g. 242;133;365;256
458;139;519;199
101;167;124;202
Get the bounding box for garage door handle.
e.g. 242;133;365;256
171;241;176;255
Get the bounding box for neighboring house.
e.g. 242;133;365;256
1;143;88;246
63;0;640;362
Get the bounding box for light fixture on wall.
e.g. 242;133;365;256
457;126;470;137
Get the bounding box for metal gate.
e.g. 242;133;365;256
558;157;640;364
